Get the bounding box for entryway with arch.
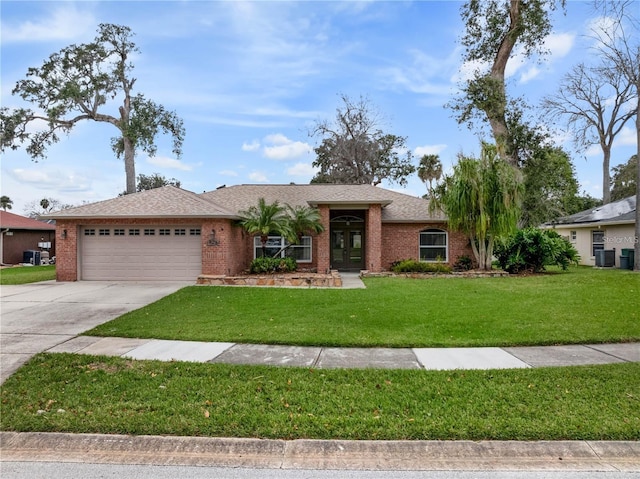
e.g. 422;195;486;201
330;211;366;271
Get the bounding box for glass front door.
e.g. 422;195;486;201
331;227;365;271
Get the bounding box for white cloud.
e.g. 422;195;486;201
9;168;91;192
520;66;541;84
585;144;602;157
545;32;575;59
414;144;447;157
264;133;291;145
146;156;193;171
219;170;239;177
616;126;637;147
1;5;95;43
287;162;318;177
262;134;313;161
249;171;269;183
242;140;261;152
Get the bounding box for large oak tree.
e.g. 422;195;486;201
309;94;415;186
0;24;185;195
450;0;565;167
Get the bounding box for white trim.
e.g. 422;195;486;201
419;228;448;263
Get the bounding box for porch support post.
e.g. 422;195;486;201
366;204;382;272
316;205;331;273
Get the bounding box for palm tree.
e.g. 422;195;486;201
431;144;523;270
417;154;443;193
285;204;325;242
0;196;13;211
238;198;292;257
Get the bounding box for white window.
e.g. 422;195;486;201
592;230;605;256
253;236;312;262
419;229;448;262
570;231;577;242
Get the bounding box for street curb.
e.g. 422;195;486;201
1;432;638;471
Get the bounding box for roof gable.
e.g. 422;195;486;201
200;184;445;222
44;186;237;219
0;211;56;230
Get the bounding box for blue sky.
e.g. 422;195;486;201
1;1;637;214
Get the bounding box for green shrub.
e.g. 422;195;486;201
391;259;452;274
494;228;580;274
249;257;297;274
453;255;474;271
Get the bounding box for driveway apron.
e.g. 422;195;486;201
0;280;191;384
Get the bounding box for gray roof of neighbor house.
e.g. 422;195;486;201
200;184;445;223
551;195;636;226
44;186;237;219
44;184;444;223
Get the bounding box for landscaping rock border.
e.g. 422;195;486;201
197;270;343;288
361;270;509;278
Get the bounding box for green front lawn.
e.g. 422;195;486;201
0;265;56;285
86;267;640;347
1;353;637;441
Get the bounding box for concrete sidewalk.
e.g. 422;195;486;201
48;336;640;370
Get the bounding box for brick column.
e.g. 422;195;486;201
201;220;230;276
366;204;382;272
56;221;78;281
316;205;331;273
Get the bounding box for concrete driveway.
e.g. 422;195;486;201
0;280;192;384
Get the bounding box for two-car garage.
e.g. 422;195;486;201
79;225;202;281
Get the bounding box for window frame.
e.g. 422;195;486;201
253;235;312;263
592;230;605;257
419;228;448;263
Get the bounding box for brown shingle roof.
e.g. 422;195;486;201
42;184;445;222
44;186;237;219
0;211;56;230
200;184;445;222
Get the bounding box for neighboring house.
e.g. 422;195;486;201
45;184;473;281
545;195;637;268
0;211;56;265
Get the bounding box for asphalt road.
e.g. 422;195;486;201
2;463;638;479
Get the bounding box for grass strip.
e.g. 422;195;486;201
86;267;640;347
0;265;56;285
1;353;638;441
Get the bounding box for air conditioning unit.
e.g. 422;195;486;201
595;249;616;267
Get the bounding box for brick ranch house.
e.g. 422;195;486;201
46;184;472;281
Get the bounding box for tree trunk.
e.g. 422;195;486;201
485;0;521;168
634;100;640;271
602;146;611;205
123;136;136;195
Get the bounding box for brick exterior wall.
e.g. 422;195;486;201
365;205;382;272
316;205;331;273
55;222;79;281
381;223;473;270
54;213;472;281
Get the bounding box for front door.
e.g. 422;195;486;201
331;227;365;271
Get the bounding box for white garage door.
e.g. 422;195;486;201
80;226;202;281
